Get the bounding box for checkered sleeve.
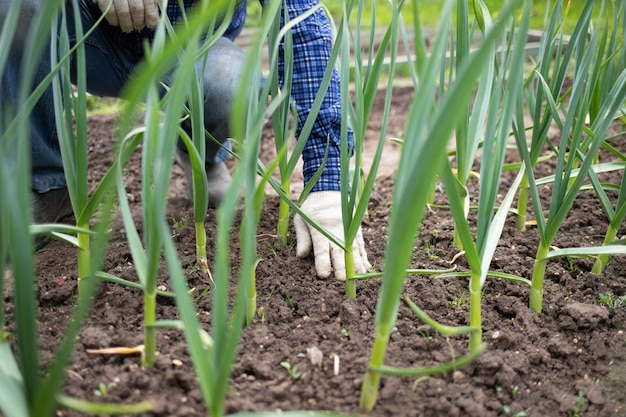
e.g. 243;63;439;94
260;0;352;192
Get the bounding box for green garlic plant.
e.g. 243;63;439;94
359;0;525;411
513;0;575;232
112;0;238;369
513;0;626;313
439;0;531;351
159;1;289;415
1;3;149;415
587;2;626;274
337;0;400;299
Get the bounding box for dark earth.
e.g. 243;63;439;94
3;85;626;417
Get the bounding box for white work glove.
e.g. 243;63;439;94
94;0;160;33
293;191;371;280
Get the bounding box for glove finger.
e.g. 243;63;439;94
144;0;160;28
293;215;312;259
113;0;133;32
353;229;372;273
352;247;366;275
310;229;332;279
358;244;372;272
96;0;120;27
330;243;346;281
129;0;146;31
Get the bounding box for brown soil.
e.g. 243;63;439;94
5;86;626;417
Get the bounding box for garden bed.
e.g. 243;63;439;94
5;85;626;417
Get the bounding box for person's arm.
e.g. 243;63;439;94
261;0;370;280
262;0;344;191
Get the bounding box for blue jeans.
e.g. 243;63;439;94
2;0;246;193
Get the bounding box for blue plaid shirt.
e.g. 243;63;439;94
86;0;350;192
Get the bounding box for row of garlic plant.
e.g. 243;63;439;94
445;0;531;351
156;2;364;414
575;0;626;275
0;0;358;415
338;0;400;300
359;0;528;410
0;1;152;415
2;0;255;415
513;0;626;313
83;0;287;413
360;1;626;410
3;0;625;416
113;0;239;370
121;0;320;414
114;0;626;412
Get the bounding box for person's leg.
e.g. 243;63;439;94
2;6;73;245
2;36;66;195
1;18;71;249
1;1;136;248
0;0;40;52
199;36;248;163
173;36;249;207
1;0;136;195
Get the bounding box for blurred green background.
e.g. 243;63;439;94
247;0;617;34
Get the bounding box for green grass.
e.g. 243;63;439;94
598;293;626;309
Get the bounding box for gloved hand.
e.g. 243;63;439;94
294;191;371;280
94;0;160;33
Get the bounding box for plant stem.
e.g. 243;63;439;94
529;241;549;313
591;223;618;274
76;223;91;296
246;271;257;326
277;178;290;246
56;395;153;415
469;272;482;352
427;180;436;206
195;221;209;274
143;290;156;368
516;174;529;231
359;328;390;412
405;297;476;335
369;345;485;377
345;243;356;300
453;188;468;250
